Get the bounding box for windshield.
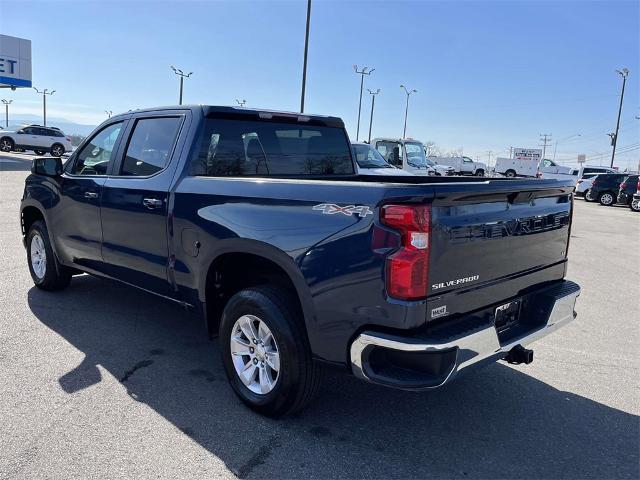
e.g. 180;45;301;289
405;142;427;168
353;144;393;168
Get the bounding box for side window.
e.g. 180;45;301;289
120;117;182;176
377;141;401;166
70;122;124;176
22;127;35;135
38;128;51;136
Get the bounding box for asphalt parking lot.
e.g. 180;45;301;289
1;152;638;479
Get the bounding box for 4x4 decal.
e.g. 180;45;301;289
313;203;373;218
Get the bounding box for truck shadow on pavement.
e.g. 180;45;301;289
28;275;638;479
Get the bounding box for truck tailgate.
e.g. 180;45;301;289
427;180;574;318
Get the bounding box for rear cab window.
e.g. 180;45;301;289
190;118;353;176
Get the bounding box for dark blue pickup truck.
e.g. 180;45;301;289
21;105;580;416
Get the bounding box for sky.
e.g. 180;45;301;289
1;0;639;170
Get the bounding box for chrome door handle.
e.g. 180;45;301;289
143;198;163;209
84;191;99;199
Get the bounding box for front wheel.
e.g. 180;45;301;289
27;221;72;290
475;169;485;176
631;198;640;212
505;169;516;178
598;191;615;206
220;286;321;417
0;137;14;152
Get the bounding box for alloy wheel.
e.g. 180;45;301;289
230;314;280;394
30;234;47;279
601;193;613;205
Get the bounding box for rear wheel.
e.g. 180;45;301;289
220;286;321;417
505;169;516;178
598;191;615;206
27;220;72;290
0;137;14;152
584;189;596;202
475;169;485;176
34;149;46;156
50;144;65;157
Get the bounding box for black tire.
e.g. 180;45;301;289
475;169;485;176
505;169;516;178
50;144;65;157
219;286;321;417
630;198;640;212
26;220;72;291
34;149;47;156
598;191;615;206
584;189;596;202
0;137;14;152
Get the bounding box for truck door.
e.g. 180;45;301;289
100;113;187;295
461;157;475;173
55;121;127;271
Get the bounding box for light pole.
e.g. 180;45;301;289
1;99;12;127
552;133;581;162
33;88;55;126
400;85;417;139
105;110;113;118
611;68;629;168
353;65;374;141
300;0;312;113
235;99;247;108
367;89;380;143
170;65;193;105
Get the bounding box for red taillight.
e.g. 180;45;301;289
637;180;640;192
380;204;431;300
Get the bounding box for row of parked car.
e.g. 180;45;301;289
575;172;640;212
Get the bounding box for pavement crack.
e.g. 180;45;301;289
119;359;154;383
235;433;280;479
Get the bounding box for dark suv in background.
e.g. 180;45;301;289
617;175;639;208
585;173;628;206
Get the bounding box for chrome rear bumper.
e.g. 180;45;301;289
350;280;580;390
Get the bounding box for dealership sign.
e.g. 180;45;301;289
513;148;542;161
0;34;32;88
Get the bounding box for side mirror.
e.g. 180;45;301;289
16;130;25;134
32;157;63;177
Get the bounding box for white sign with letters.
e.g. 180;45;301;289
513;148;542;162
0;35;32;88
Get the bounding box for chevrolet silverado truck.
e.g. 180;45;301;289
21;105;580;416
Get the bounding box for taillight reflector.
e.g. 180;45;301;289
380;204;431;300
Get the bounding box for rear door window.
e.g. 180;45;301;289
120;117;182;176
191;119;353;176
